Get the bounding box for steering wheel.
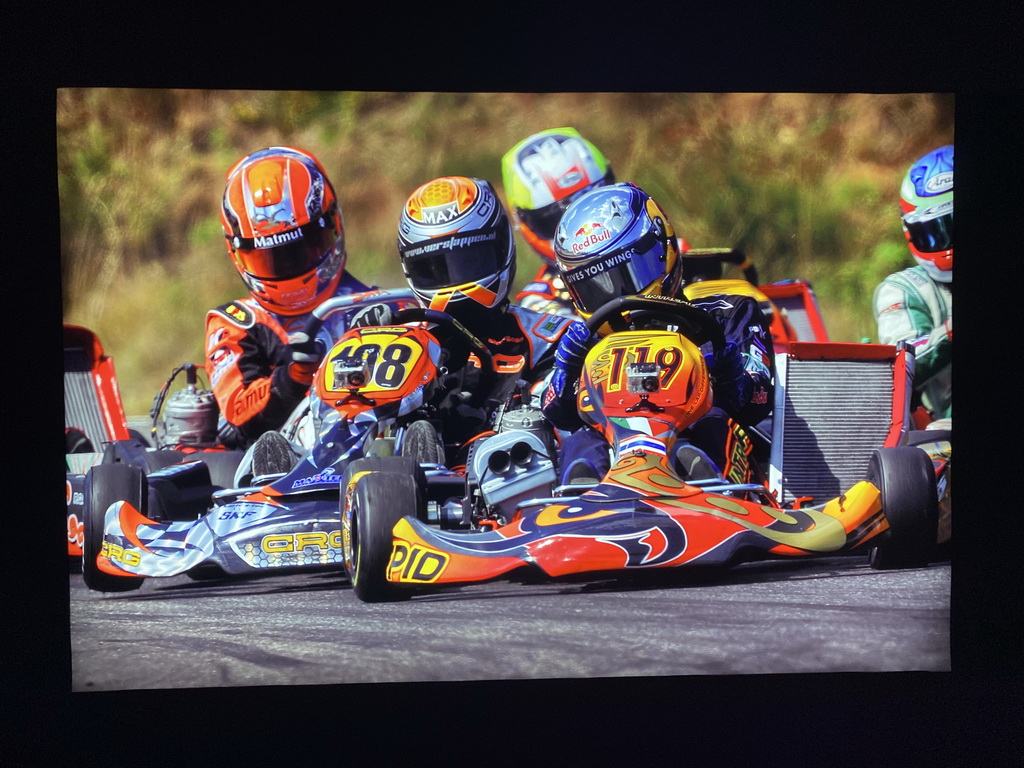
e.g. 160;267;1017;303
585;295;725;354
303;289;417;341
391;307;497;409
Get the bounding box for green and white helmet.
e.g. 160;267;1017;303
501;128;614;266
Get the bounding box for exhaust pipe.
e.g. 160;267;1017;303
488;450;511;475
510;441;533;467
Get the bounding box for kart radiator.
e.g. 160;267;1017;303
64;326;130;449
65;347;113;449
771;293;820;342
769;343;911;507
759;281;829;343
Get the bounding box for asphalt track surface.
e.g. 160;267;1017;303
70;554;950;691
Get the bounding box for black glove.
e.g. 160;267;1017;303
349;303;394;329
287;331;325;386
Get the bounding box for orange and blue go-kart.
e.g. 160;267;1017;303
340;294;943;602
79;290;468;592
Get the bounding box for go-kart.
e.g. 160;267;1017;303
65;322;277;560
340;294;942;602
79;289;436;592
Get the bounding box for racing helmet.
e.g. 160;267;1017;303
221;146;346;315
900;145;953;283
501;128;615;266
397;176;516;322
552;182;681;318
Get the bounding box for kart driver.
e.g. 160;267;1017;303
872;145;952;423
350;175;576;465
501;128;616;317
206;146;403;453
540;182;775;484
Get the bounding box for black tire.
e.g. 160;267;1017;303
185;563;229;581
400;420;444;464
82;463;146;592
341;457;424;602
142;449;188;473
194;450;246;489
252;431;297;478
66;427;95;454
867;446;939;570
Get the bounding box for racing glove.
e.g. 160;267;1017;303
542;321;594;432
704;341;753;416
551;321;594;399
286;331;325;387
350;302;394;329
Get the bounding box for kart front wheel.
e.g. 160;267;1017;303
867;446;938;570
341;458;423;602
82;463;146;592
400;419;444;464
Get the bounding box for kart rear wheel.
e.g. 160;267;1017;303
141;449;186;473
194;450;246;489
867;446;939;570
82;463;146;592
342;457;424;602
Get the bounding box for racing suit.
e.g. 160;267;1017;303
431;303;574;456
872;265;952;420
205;272;389;449
542;291;775;483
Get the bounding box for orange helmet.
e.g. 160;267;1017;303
221;147;346;315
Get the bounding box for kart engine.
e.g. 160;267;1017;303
152;363;219;448
468;405;558;522
163;386;219;447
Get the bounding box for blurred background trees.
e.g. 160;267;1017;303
58;89;954;414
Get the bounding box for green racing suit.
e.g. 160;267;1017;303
872;265;952;419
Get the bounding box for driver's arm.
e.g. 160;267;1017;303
872;275;951;381
540;320;593;432
205;306;311;447
689;294;775;426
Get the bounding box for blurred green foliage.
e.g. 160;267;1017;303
58;89;954;414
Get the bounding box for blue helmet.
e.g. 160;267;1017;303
552;183;680;318
900;145;953;282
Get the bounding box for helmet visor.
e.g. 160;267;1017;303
231;218;340;280
561;231;668;314
903;209;953;253
400;227;510;290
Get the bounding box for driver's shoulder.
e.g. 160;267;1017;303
208;297;277;331
507;304;575;343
